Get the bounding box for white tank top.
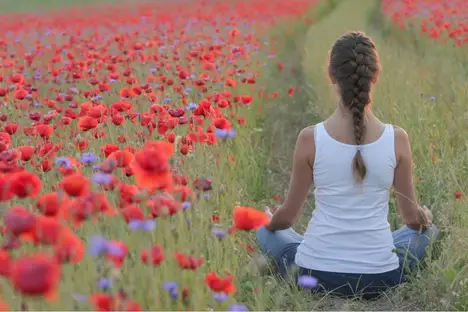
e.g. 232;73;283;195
295;122;400;274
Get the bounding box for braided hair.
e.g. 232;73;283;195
328;31;380;183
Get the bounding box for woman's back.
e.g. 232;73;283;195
295;121;401;274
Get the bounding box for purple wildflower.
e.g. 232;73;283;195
106;243;124;257
227;130;237;138
81;152;99;165
97;278;113;290
72;293;88;302
297;275;319;289
163;281;179;299
182;202;192;210
88;235;109;257
214;129;229;139
92;172;113;185
227;304;249;311
186;103;198;111
213;292;229;302
211;227;228;240
88;235;123;257
163;281;178;292
128;219;156;232
55;157;72;169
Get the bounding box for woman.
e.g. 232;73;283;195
256;31;438;299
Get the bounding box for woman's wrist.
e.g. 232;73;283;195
265;223;276;232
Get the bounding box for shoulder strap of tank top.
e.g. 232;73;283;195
314;122;323;145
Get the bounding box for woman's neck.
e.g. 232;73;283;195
330;103;375;123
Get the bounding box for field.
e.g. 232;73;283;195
0;0;467;311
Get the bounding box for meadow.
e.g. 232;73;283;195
0;0;467;311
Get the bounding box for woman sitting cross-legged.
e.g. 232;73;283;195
256;30;438;299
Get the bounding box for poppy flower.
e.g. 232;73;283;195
205;272;236;294
36;192;68;217
9;253;61;301
3;206;37;239
105;241;128;268
17;146;35;161
230;206;270;233
0;175;13;202
54;228;85;264
107;150;134;168
90;293;115;311
174;252;204;270
60;173;90;197
131;141;174;191
77;116;98;131
140;244;165;266
0;249;11;277
9;171;42;198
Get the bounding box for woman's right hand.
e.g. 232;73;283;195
422;206;433;225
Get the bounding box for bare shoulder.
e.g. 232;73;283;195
297;125;316;145
296;125;316;166
392;126;411;164
392;125;410;145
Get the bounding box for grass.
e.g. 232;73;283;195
1;0;467;310
0;0;123;13
297;0;468;310
0;0;331;311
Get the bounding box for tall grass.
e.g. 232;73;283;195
301;0;468;310
2;0;467;310
0;1;335;311
0;0;123;13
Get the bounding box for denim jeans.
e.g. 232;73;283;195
256;224;438;298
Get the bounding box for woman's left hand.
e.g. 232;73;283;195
264;206;274;218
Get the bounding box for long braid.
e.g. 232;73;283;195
329;31;380;183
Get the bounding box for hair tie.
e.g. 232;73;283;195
356;146;362;152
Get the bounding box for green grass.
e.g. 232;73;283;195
298;0;468;310
0;0;126;13
0;1;332;311
1;0;467;310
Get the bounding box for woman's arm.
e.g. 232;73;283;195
393;127;431;231
266;126;315;231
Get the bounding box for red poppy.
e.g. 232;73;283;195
230;206;270;233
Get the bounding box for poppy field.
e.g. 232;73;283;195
0;0;467;311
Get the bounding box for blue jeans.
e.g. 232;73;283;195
256;225;438;298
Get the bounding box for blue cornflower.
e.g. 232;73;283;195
128;219;156;232
211;227;228;240
213;292;229;302
186;103;198;111
163;281;179;299
81;152;99;165
214;129;229;139
92;172;113;185
297;275;318;289
182;202;192;210
227;304;249;311
88;235;123;258
88;235;109;257
55;157;72;169
97;278;113;291
72;293;88;302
